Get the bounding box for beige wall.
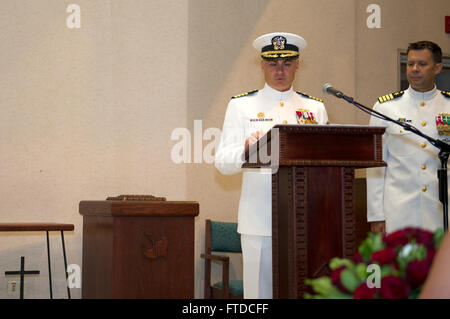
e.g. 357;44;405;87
0;0;188;298
0;0;448;299
355;0;450;125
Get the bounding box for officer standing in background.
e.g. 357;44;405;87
367;41;450;235
215;32;328;298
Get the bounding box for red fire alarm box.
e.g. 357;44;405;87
446;16;450;33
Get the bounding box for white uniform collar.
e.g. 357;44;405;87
407;85;438;101
261;83;294;101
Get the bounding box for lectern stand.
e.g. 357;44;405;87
243;125;386;298
79;200;199;298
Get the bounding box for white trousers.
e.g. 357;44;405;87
241;234;273;299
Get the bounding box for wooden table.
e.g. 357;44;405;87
79;200;199;298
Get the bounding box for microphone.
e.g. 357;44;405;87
322;83;344;98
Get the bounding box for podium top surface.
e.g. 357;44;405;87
244;124;386;168
79;200;199;217
272;124;386;131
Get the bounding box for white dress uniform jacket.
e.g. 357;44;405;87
367;86;450;233
215;83;328;236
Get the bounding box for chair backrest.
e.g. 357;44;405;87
208;220;241;253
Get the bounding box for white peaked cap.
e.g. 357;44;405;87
253;32;307;59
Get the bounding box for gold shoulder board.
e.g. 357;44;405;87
231;90;258;99
441;91;450;99
378;91;405;103
296;91;323;103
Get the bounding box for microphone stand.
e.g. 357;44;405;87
334;91;449;232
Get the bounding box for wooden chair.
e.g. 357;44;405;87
200;219;243;299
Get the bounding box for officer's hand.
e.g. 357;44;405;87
370;221;386;235
245;130;264;152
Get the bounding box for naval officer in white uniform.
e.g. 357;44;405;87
367;41;450;235
215;32;328;299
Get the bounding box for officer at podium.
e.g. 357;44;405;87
367;41;450;235
215;32;328;298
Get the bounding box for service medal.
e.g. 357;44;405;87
436;113;450;136
296;109;318;125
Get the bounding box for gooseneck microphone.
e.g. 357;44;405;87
322;83;344;98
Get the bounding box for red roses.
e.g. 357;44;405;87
370;247;397;266
384;228;435;250
406;259;429;288
380;275;410;299
305;227;445;299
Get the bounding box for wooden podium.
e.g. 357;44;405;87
243;125;386;298
79;199;199;298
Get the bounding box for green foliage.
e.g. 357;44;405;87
358;232;384;261
341;269;360;292
329;258;354;270
434;228;445;249
305;227;444;299
304;277;352;299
